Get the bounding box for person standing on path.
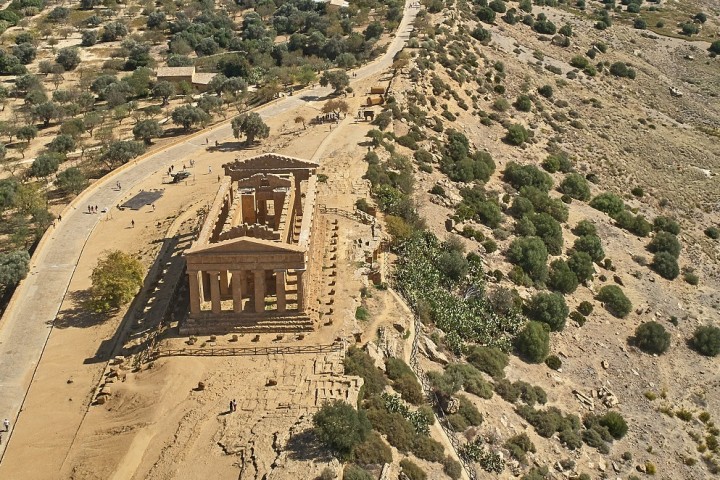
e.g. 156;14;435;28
131;220;135;228
3;418;9;432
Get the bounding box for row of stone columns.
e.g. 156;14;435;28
187;268;305;315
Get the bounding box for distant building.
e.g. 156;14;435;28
312;0;349;9
156;66;217;92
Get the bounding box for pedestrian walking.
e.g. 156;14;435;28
131;220;135;228
232;399;237;412
208;166;212;174
58;214;62;222
152;204;156;211
217;175;221;183
87;205;91;213
95;205;98;213
3;418;9;432
182;164;186;170
229;400;234;413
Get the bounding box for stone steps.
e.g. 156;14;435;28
180;315;314;335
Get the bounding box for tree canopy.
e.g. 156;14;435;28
89;250;144;312
231;112;270;145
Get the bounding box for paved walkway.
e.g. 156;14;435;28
0;3;417;460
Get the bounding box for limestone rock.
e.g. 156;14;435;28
364;341;386;371
423;336;449;365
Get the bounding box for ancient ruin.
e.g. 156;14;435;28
182;153;321;334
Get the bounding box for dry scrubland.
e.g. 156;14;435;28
0;0;719;478
356;0;720;477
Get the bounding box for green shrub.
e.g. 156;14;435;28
411;435;444;462
399;459;426;480
515;321;550;363
691;325;720;357
344;347;387;398
597;285;632;318
505;433;536;464
458;395;484;426
447;413;470;432
653;216;681;235
559;173;591;200
467;346;508;378
548;259;579;294
353;431;392;465
314;401;371;457
515;95;533;112
504;124;532;145
504;162;553;191
442;456;462;480
525;292;569;331
538;85;553;98
506;236;548;283
567;251;595;283
590;192;625;216
609;62;636;79
647;232;681;258
365;405;415;452
572;220;596;236
477;6;496;23
386;358;423;405
545;355;562;370
572;235;604;262
569;311;586;326
570;55;589;69
705;226;720;239
343;465;373;480
528;213;563;255
684;272;699;285
494;379;521;402
541;152;572;173
355;306;370;321
577;301;593;316
651;252;679;280
599;411;628;439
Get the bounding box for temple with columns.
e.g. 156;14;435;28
181;153;321;334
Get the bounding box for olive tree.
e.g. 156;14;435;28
89;250;144;312
313;400;371;457
231;112;270;145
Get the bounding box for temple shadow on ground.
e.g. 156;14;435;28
82;231;194;365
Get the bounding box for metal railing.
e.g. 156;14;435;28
154;342;342;358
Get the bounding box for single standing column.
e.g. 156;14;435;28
295;269;305;312
275;269;286;313
188;271;201;314
231;270;244;313
209;271;221;314
254;270;266;313
220;270;230;296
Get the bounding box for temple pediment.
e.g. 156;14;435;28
223;154;319;173
187;236;304;255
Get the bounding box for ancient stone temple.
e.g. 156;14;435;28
181;153;321;334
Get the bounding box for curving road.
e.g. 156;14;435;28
0;3;418;461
